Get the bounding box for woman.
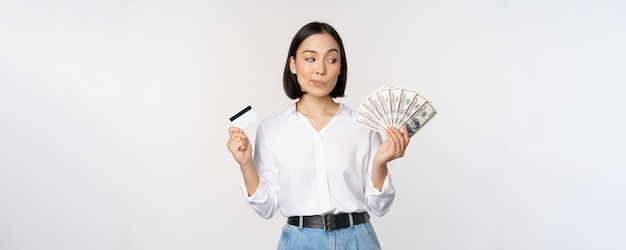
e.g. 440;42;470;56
227;21;410;249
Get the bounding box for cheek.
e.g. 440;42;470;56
329;65;341;76
295;64;313;75
296;74;309;86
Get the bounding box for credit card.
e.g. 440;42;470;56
229;105;258;128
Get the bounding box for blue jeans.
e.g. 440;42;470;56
277;221;382;250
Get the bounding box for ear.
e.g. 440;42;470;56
289;56;297;74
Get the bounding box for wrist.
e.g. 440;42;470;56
239;162;255;171
372;162;388;172
372;159;387;169
371;162;388;191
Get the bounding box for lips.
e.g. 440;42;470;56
311;80;325;87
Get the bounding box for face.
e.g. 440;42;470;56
408;118;420;129
289;33;341;98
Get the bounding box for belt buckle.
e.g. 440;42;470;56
322;214;336;232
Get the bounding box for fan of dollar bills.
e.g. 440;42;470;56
356;86;437;137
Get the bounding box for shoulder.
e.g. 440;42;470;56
338;102;356;118
257;103;296;128
337;102;377;136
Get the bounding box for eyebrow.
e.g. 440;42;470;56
301;48;340;54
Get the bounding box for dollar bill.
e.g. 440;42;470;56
366;91;390;128
375;88;392;128
356;85;437;137
400;101;437;137
356;111;387;134
389;86;404;128
395;89;427;128
356;102;387;133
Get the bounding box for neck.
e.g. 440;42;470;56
296;95;338;115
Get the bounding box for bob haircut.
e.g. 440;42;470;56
283;22;348;99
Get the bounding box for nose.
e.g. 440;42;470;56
315;61;326;75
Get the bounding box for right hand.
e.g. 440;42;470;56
227;127;253;167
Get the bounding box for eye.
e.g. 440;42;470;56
305;58;315;62
327;58;338;63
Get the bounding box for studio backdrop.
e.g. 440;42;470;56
1;0;625;249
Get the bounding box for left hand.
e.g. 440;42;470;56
373;126;411;166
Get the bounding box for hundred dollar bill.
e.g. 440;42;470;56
356;111;387;134
356;102;387;133
388;86;404;128
400;101;437;137
394;88;416;128
365;91;390;128
375;88;393;128
395;89;426;128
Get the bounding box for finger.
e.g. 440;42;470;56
394;128;404;155
401;125;410;146
391;126;406;150
228;136;250;151
227;133;240;146
228;131;249;144
387;127;402;141
386;127;400;153
228;127;244;137
238;142;249;152
390;127;406;156
227;138;243;151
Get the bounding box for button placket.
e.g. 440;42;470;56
314;133;331;212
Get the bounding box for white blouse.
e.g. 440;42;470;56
241;103;395;218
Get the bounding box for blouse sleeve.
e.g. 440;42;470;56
364;131;396;217
240;122;280;219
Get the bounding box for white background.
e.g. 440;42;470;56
1;0;625;249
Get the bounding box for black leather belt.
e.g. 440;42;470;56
287;212;370;231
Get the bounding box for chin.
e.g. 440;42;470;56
304;91;332;98
315;88;335;95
